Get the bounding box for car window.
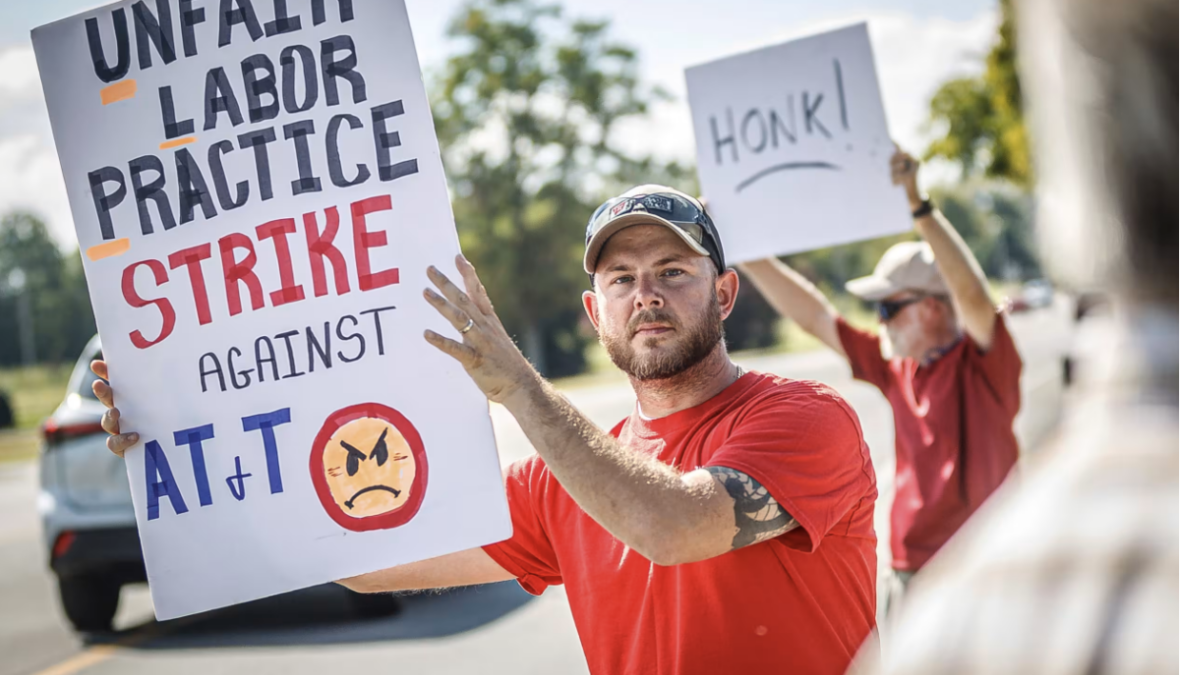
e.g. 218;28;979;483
76;351;105;400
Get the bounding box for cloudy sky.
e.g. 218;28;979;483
0;0;996;249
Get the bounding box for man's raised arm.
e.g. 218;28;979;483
738;258;846;357
501;375;798;566
893;148;998;349
421;257;799;567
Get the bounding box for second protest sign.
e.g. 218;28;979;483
685;23;912;263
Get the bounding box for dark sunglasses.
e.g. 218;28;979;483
877;296;924;321
586;192;725;273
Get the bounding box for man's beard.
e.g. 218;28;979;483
599;294;725;381
883;324;917;360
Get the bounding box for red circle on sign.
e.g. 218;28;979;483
308;403;428;532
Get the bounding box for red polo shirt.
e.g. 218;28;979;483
483;371;878;675
836;312;1021;572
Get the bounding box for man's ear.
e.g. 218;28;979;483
582;290;601;330
715;269;739;320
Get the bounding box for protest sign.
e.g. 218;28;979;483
685;23;911;263
32;0;511;619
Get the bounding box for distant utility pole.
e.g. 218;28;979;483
8;269;35;366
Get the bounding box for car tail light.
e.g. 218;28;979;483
52;531;76;560
42;419;105;446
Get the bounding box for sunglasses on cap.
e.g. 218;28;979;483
585;192;726;274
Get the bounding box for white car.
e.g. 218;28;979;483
39;336;398;632
1021;279;1055;309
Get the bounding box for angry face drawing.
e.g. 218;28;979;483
309;403;428;531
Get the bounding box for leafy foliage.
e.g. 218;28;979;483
924;0;1031;187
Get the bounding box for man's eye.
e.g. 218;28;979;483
662;269;684;278
612;275;634;285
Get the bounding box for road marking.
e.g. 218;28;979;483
29;645;118;675
29;609;207;675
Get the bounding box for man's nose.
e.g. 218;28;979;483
633;277;665;311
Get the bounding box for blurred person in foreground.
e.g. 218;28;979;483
850;0;1178;671
740;148;1022;612
94;186;880;674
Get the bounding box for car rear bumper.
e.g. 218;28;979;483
50;527;146;584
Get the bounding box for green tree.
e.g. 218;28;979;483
0;212;96;366
924;0;1030;187
932;182;1039;281
432;0;672;376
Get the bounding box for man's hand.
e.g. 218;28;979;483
423;254;541;405
890;146;924;210
90;360;139;457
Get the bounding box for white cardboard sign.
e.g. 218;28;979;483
685;23;911;263
32;0;511;620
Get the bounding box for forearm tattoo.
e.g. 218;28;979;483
706;466;799;550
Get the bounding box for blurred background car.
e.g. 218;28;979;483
37;336;400;633
1006;278;1054;313
1019;279;1053;309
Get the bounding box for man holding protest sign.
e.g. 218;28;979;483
740;146;1022;611
97;185;880;674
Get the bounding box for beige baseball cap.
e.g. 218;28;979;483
845;241;949;301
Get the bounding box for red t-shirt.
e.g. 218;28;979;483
483;372;878;675
836;312;1022;572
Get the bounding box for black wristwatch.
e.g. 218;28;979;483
911;199;934;219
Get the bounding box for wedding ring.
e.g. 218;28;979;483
458;318;475;334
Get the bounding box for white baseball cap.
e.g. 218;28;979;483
845;241;949;301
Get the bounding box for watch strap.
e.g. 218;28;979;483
911;199;934;219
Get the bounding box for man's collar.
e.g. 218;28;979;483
919;334;963;367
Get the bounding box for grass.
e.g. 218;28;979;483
0;363;74;430
0;363;74;463
0;429;39;464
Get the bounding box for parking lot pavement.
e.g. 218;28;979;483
0;303;1076;675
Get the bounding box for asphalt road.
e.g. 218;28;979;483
0;303;1076;675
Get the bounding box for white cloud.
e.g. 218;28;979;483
868;11;998;154
0;134;73;246
0;44;75;249
0;45;40;102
